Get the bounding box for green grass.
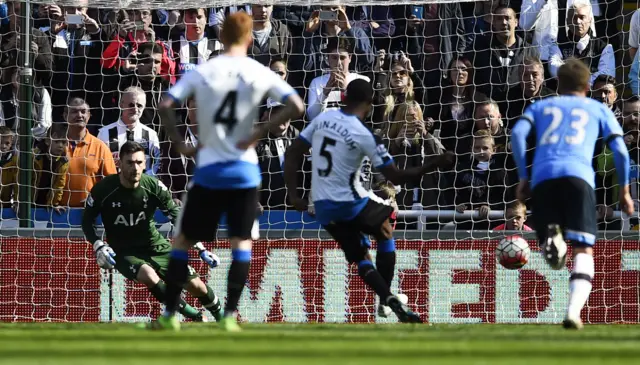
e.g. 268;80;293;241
1;323;640;365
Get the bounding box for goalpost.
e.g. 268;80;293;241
0;0;639;324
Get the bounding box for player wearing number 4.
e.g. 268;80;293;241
284;79;454;323
511;59;634;330
82;142;223;324
157;12;305;332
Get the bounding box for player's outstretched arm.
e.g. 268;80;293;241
379;152;455;185
283;138;310;211
237;93;305;150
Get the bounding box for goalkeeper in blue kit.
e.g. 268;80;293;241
511;59;634;329
82;141;223;322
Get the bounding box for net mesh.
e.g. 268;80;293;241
0;0;639;323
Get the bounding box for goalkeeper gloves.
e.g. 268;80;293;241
93;240;116;269
196;242;220;269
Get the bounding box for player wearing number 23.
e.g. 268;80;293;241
511;59;633;330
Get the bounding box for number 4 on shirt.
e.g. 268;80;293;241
214;91;238;130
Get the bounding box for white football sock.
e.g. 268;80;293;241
567;253;594;319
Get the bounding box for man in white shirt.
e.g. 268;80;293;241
306;37;370;120
521;0;598;61
547;0;614;86
97;86;161;176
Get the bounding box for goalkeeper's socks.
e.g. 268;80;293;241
149;281;201;320
567;253;594;320
357;260;392;300
197;285;222;320
224;249;251;316
376;239;396;300
163;249;189;317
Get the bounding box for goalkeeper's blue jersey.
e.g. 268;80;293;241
517;95;624;189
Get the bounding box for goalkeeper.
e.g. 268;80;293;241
82;141;222;322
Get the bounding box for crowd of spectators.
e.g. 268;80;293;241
0;1;637;230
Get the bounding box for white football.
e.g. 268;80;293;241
496;235;530;270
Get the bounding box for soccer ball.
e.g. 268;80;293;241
496;235;530;269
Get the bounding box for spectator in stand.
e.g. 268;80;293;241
97;87;161;177
0;1;53;86
347;6;396;52
306;37;370;120
249;4;293;67
0;65;52;140
3;123;70;213
402;3;466;101
119;42;171;130
596;96;640;229
0;126;16;206
38;4;102;124
454;130;512;230
493;201;533;231
61;97;116;208
548;0;614;86
257;102;300;210
303;5;373;83
629;9;640;62
503;57;555;127
457;97;509;158
386;101;444;211
520;0;597;64
208;5;251;40
170;8;222;77
160;97;197;201
429;55;479;152
467;6;539;103
371;50;427;132
591;74;620;119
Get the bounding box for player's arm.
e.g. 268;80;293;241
510;112;534;182
158;69;199;156
284;137;311;211
601;108;634;215
237;71;305;149
365;134;454;185
81;189;116;269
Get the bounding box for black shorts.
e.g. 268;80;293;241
323;199;394;263
531;177;597;246
176;185;258;241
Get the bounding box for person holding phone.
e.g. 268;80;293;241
303;5;373;83
306;37;370;120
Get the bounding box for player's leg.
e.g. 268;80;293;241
355;200;406;318
136;264;204;321
114;256;202;322
531;179;568;269
562;178;598;330
221;188;259;332
324;222;421;323
151;252;221;321
183;275;223;321
160;185;222;329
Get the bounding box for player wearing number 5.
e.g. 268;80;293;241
157;12;305;332
511;59;634;330
285;80;454;323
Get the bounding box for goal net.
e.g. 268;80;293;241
0;0;639;324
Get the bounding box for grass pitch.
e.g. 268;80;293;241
1;323;639;365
